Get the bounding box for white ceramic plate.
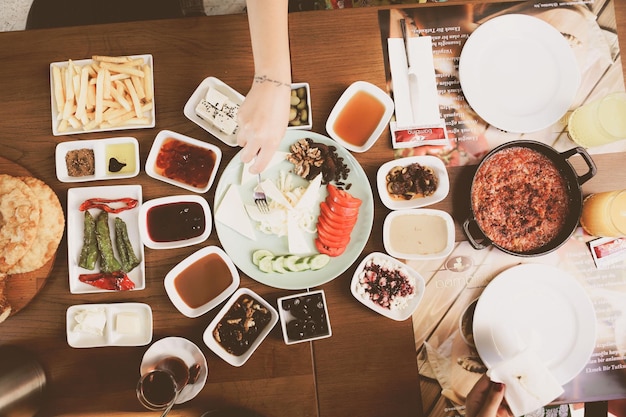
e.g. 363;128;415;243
203;288;279;367
140;337;208;404
55;137;140;183
376;155;449;210
213;130;375;290
138;195;212;250
350;252;425;321
383;208;454;260
50;54;155;136
326;81;394;153
66;302;152;348
183;76;245;146
473;264;596;384
164;246;240;318
145;130;222;193
67;185;145;293
459;14;580;133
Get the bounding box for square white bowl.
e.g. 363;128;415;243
138;195;212;250
351;252;425;321
277;289;332;345
325;81;394;153
183;76;245;147
55;137;140;183
376;155;450;210
287;83;312;130
145;129;222;193
50;54;155;136
383;208;455;260
203;288;278;367
164;246;240;318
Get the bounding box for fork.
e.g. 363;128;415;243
254;174;270;213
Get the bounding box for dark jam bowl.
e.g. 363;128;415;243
463;140;596;257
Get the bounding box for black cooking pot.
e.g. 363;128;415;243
463;140;596;257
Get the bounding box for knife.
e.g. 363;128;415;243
400;19;420;124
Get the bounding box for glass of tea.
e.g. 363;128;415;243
136;356;190;410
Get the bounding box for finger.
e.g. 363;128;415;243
479;382;506;417
249;147;273;174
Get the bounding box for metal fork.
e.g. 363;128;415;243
254;174;269;213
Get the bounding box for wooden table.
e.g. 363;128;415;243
0;1;625;416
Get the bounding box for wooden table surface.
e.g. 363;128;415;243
0;1;625;416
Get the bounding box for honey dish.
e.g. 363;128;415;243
146;130;222;193
138;195;211;250
383;208;454;260
203;288;278;367
326;81;394;153
277;289;331;345
164;246;239;318
351;252;425;321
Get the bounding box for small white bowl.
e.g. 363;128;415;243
183;76;244;147
376;155;450;210
164;246;239;318
203;288;278;367
287;83;312;130
145;130;222;193
277;289;332;345
55;137;140;183
351;252;425;321
383;208;455;260
325;81;394;153
138;195;211;250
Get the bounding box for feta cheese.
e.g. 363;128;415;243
73;308;107;336
115;312;140;335
195;87;241;135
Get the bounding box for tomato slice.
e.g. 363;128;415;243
327;184;362;208
317;214;354;236
326;200;359;217
319;202;358;226
315;238;346;257
317;219;351;247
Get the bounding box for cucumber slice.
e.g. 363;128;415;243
258;256;274;273
309;254;330;270
252;249;274;266
284;255;303;272
272;256;288;274
295;256;312;271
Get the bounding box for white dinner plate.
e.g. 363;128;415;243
473;264;596;385
50;54;155;136
213;130;374;290
459;14;580;133
140;337;208;404
67;185;145;293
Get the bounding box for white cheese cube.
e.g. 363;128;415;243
115;312;140;335
73;308;107;336
205;87;229;109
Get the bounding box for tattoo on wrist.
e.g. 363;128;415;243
254;74;291;88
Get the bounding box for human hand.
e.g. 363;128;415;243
236;79;291;174
465;374;512;417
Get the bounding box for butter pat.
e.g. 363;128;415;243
115;312;140;335
73;308;107;336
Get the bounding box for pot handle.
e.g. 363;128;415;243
561;146;597;185
462;217;489;250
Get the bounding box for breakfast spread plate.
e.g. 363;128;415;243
214;130;374;290
140;337;208;404
473;264;596;385
67;185;145;294
459;14;580;133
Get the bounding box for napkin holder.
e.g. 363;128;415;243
388;36;448;149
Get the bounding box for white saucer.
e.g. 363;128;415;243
140;336;208;403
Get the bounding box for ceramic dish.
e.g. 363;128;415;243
138;195;212;250
287;82;312;130
145;130;222;193
140;337;208;404
383;208;455;260
203;288;278;367
277;290;332;345
473;264;596;385
50;54;155;136
213;130;374;290
164;246;240;318
351;252;425;321
67;184;145;294
325;80;394;153
183;76;245;146
55;137;140;183
376;155;449;210
459;14;580;133
66;303;152;348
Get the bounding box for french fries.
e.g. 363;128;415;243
52;55;154;133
